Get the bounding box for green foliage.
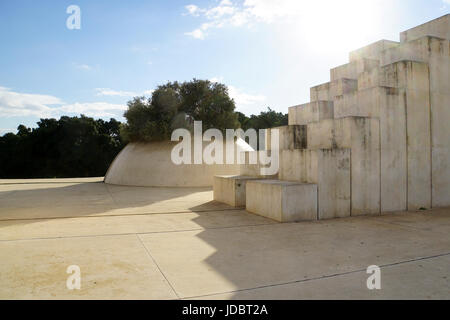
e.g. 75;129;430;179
237;107;289;131
0;79;289;179
0;115;124;178
121;79;239;142
179;79;240;131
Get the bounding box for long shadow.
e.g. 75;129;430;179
0;179;285;299
0;180;233;229
0;179;303;299
1;179;410;300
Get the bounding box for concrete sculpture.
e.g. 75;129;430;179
215;15;450;222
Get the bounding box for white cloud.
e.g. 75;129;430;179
185;4;203;16
184;0;389;45
209;76;224;83
185;28;206;39
0;86;127;119
209;77;266;112
206;3;236;19
184;0;239;39
0;82;265;121
95;88;153;97
95;88;137;97
228;85;266;106
0;128;16;135
57;102;127;118
183;0;283;39
0;86;62;117
75;63;92;71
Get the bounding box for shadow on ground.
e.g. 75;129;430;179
0;179;449;299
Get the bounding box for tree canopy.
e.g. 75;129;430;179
0;116;124;178
237;107;289;131
0;79;289;178
121;79;240;142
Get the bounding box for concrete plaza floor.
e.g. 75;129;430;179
0;178;449;299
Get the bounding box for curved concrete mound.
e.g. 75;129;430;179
105;140;247;187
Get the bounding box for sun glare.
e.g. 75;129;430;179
289;0;383;55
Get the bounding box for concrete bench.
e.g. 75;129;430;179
213;175;263;207
246;180;318;222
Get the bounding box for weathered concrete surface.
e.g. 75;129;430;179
307;117;381;216
329;59;435;212
0;235;178;300
193;255;450;300
359;60;431;90
0;178;234;220
357;61;432;211
349;40;399;62
237;16;449;219
246;180;318;222
310;78;358;102
288;101;334;125
0;179;449;299
279;149;351;219
400;14;449;43
213;175;261;207
238;151;279;178
377;87;408;212
265;125;307;151
381;37;450;208
331;58;379;81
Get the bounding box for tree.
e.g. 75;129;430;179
121;79;240;142
238;107;288;131
179;79;239;131
0;116;125;178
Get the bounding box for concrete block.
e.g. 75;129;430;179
239;151;279;179
400;14;449;43
334;86;399;119
307;117;381;216
356;61;432;211
246;180;318;222
288;101;334;125
377;88;408;212
280;149;351;219
336;87;409;213
334;92;356;119
266;125;307;151
279;149;318;184
317;149;351;219
379;37;449;207
349;40;399;62
213;175;262;207
335;82;432;212
310;79;358;102
330;58;379;81
405;88;432;210
431;92;450;207
369;85;432;212
359;60;431;91
381;37;449;91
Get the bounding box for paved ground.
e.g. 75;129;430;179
0;178;449;299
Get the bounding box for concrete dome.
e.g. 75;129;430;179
104;138;253;187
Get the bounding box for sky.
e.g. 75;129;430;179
0;0;448;135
